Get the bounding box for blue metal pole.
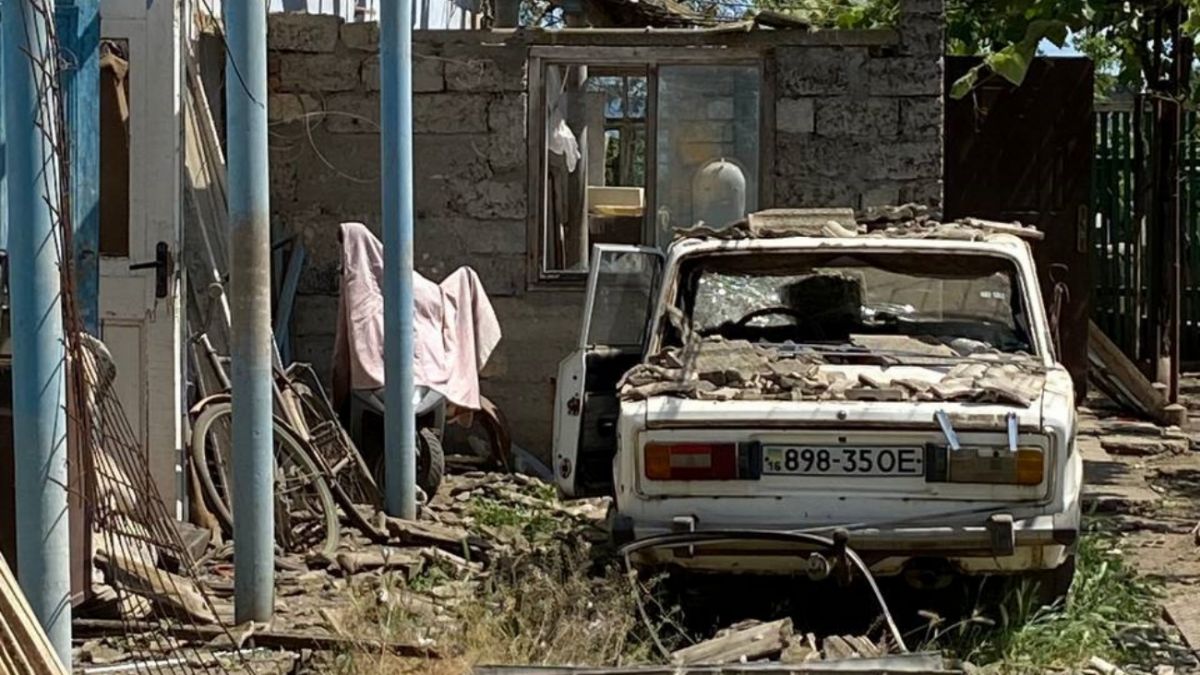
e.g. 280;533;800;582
4;0;71;663
225;0;274;621
381;0;417;519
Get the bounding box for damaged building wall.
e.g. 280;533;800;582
266;1;944;458
773;2;943;207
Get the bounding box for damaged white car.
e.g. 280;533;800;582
553;208;1080;598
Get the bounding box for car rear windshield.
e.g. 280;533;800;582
674;250;1035;357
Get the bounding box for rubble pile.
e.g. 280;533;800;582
676;203;1042;242
620;337;1046;407
198;474;608;646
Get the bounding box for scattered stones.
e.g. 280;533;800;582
1102;435;1190;457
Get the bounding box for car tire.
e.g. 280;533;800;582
1032;554;1076;606
417;427;445;498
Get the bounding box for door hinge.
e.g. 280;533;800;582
129;241;174;299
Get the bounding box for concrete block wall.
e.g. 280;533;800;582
265;0;944;459
773;0;944;209
268;19;576;456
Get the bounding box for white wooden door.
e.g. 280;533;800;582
98;0;184;514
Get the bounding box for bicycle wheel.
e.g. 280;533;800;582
190;400;340;557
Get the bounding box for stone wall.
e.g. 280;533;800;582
265;2;944;459
773;1;944;208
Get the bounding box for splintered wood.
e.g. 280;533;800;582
670;617;889;666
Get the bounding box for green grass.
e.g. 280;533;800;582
466;495;560;541
926;532;1162;672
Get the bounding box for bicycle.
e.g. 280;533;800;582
190;335;404;561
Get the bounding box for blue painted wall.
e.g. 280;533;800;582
56;0;100;334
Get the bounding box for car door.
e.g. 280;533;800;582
554;245;664;498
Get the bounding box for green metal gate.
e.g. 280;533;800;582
1091;107;1200;362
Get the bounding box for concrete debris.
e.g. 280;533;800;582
673;204;1041;242
620;337;1045;407
1101;435;1190;457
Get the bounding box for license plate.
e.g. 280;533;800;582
762;446;924;477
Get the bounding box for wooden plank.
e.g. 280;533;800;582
670;618;792;665
73;618;441;658
274;243;306;363
0;553;68;675
1087;320;1168;422
98;551;218;624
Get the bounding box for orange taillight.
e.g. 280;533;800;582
644;443;738;480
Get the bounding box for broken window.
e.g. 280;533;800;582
99;39;131;258
677;251;1034;356
535;57;763;281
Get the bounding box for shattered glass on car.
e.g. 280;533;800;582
681;251;1033;358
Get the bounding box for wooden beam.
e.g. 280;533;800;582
73;618;442;658
0;554;68;675
1087;320;1169;423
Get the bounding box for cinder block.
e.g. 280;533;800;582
414;94;489;134
278;52;362;93
776;98;815;134
341;21;379;51
815;97;899;137
268;13;340;53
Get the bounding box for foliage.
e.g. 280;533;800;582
927;533;1163;672
748;0;899;27
943;1;1200;101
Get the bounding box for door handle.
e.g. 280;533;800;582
129;241;174;299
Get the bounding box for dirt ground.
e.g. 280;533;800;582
1077;374;1200;673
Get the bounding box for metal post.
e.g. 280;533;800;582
381;0;417;519
4;0;71;663
225;0;274;621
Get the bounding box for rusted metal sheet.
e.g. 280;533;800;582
944;56;1094;395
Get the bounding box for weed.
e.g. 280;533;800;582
467;495;560;541
927;532;1161;672
329;540;680;674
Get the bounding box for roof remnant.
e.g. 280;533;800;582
559;0;713;28
675;204;1043;243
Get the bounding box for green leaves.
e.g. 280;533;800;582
950;18;1071;98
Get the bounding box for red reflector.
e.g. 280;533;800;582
645;443;738;480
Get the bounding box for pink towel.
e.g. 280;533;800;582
332;222;502;412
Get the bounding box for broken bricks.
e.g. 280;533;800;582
622;335;1047;407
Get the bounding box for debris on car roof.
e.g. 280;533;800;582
619;337;1046;407
674;204;1043;242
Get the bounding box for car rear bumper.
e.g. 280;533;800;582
618;511;1079;575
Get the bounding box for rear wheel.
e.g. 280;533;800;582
1030;554;1076;606
367;425;445;501
417;427;445;497
190;400;340;558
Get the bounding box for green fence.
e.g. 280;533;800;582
1091;108;1200;362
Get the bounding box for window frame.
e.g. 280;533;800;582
526;46;772;288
